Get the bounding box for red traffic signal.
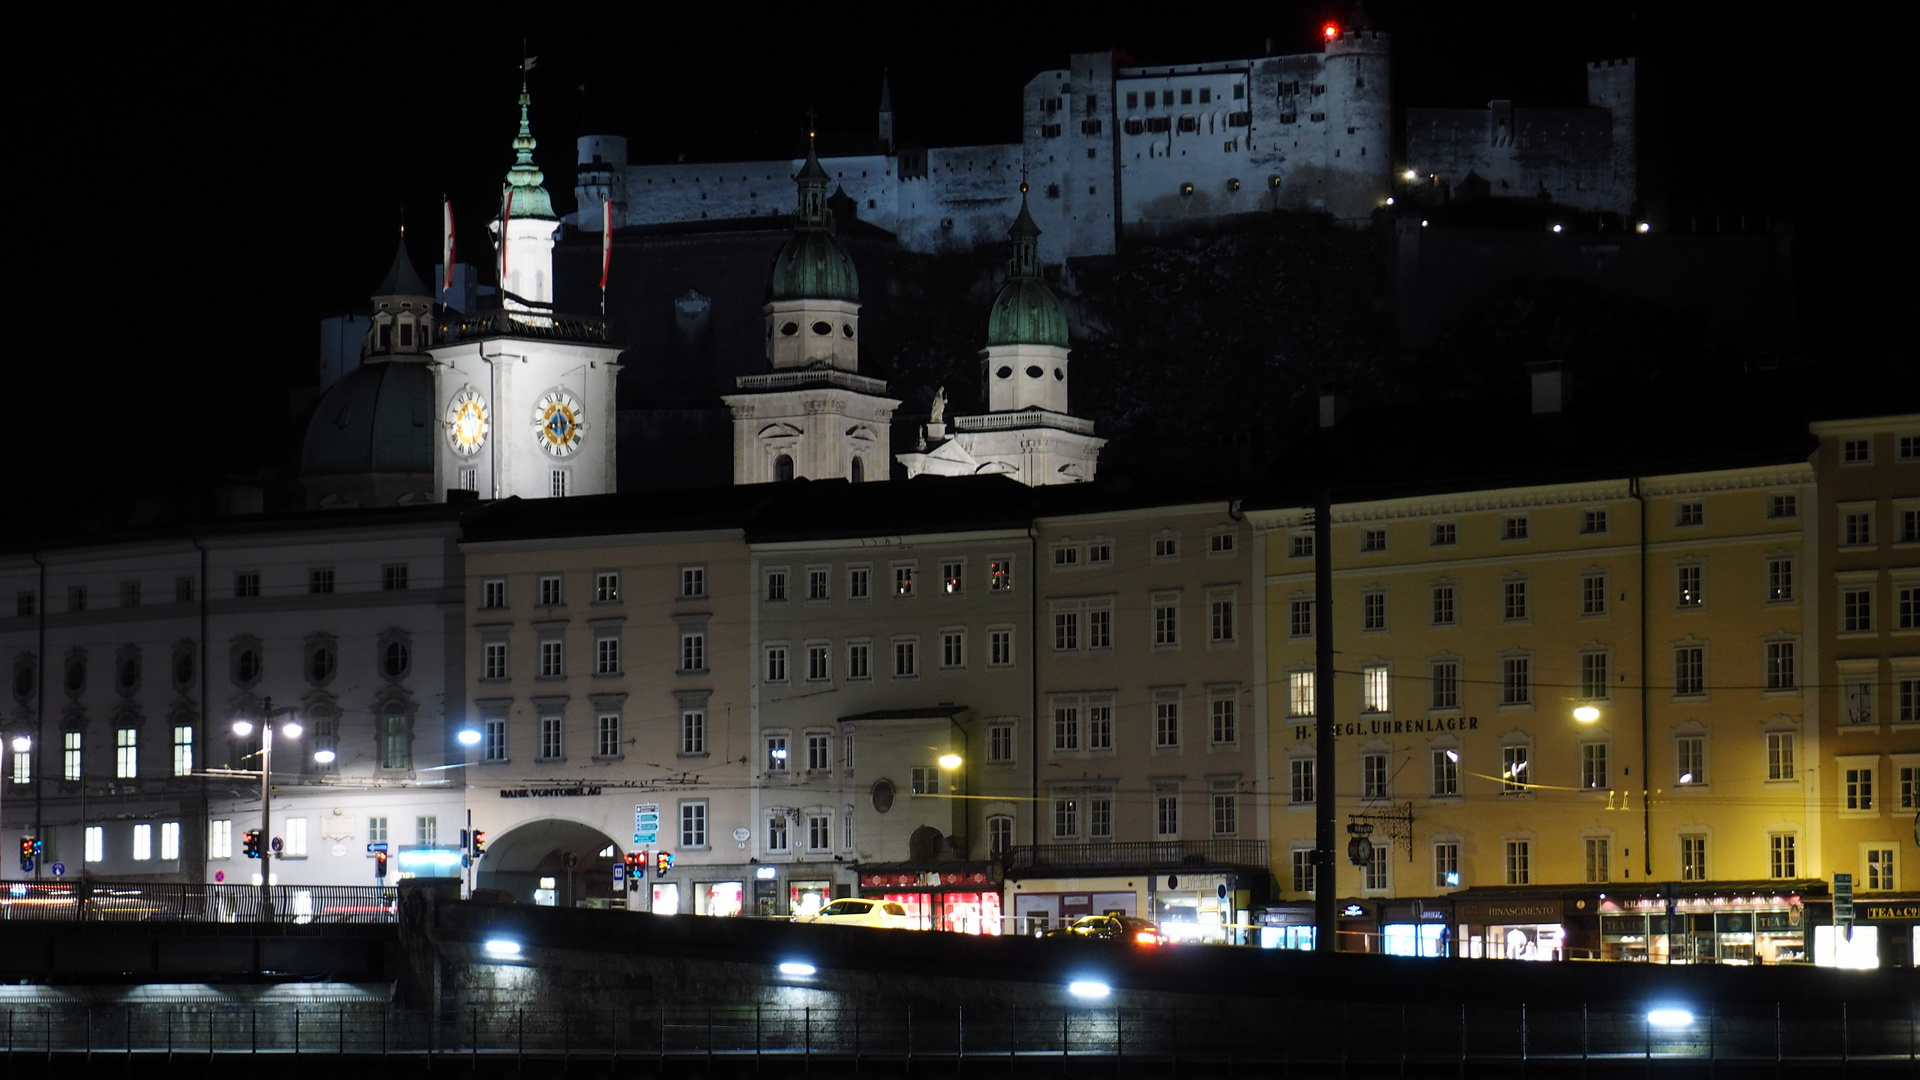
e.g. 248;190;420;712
374;850;389;879
242;830;262;859
655;851;674;878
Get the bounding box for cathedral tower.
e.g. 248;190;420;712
428;76;622;500
899;186;1103;484
722;134;899;485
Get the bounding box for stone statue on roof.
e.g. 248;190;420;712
929;387;947;425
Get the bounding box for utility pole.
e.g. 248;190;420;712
258;697;275;925
1313;493;1337;951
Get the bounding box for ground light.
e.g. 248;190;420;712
1067;981;1111;1000
778;962;817;977
1647;1008;1694;1028
483;939;522;958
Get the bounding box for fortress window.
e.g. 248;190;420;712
1046;183;1061;198
1087;148;1096;159
1178;116;1198;133
1124;119;1144;136
1199;88;1211;103
1081;119;1102;135
1310;112;1326;123
1041;123;1061;138
1234;84;1245;99
1126;92;1138;108
1356;77;1365;89
1280;112;1296;124
1145;91;1157;107
1181;89;1193;105
1147;117;1171;133
1026;366;1044;378
1086;94;1098;110
1229;111;1250;127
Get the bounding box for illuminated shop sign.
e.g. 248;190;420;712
499;786;604;798
1293;717;1478;742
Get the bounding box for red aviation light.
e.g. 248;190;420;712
1323;23;1340;40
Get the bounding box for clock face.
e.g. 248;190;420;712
531;389;587;458
444;387;490;457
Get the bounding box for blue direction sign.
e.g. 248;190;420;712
366;842;389;854
19;859;31;874
50;862;65;877
634;803;660;846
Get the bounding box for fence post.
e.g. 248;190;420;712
907;1003;914;1066
804;1006;810;1066
1060;1008;1067;1062
1010;1004;1015;1064
1774;1001;1781;1067
1521;1002;1528;1062
293;1007;299;1055
705;1005;711;1067
756;1004;761;1067
957;1004;963;1065
338;1006;344;1056
1842;1001;1849;1065
471;1006;478;1068
517;1007;523;1066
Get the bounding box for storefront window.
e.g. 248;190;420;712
652;882;681;915
1382;923;1450;957
1600;902;1804;964
696;881;743;917
1481;923;1563;960
789;880;830;919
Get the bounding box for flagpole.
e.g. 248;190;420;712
600;197;612;316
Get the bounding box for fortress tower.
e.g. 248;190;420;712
899;187;1103;485
722;134;900;485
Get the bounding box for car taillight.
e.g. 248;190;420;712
1134;931;1160;945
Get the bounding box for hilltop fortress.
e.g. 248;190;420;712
570;33;1637;264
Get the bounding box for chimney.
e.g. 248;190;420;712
1318;384;1350;428
1528;361;1569;415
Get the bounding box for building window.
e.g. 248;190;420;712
1769;494;1798;519
1289;671;1315;717
1363;846;1391;891
1362;752;1388;800
1901;676;1920;724
1767;732;1796;780
989;558;1014;591
766;814;790;853
1581;510;1609;535
283;817;308;858
1902;764;1919;809
679;633;705;673
847;640;871;680
988;815;1013;855
1211;792;1238;837
533;713;560;760
1502;579;1529;621
1209;531;1236;555
675;566;705;599
1677;564;1703;608
1677;736;1706;786
806;733;830;771
1432;749;1459;797
1430;661;1459;710
806;642;831;681
233;572;260;599
1088;604;1112;649
1153;593;1180;647
1674;646;1705;697
1052;798;1078;839
1501;744;1530;793
1766;640;1796;690
483;718;506;762
680;801;708;848
85;826;103;863
1865;847;1897;890
1088;701;1113;751
989;628;1013;667
159;821;180;861
1089;796;1114;839
1844;764;1874;811
382;565;409;591
595;636;620;675
1843;510;1873;547
1580;741;1609;789
1770;833;1797;879
1431;584;1455;626
175;577;194;603
1052;544;1080;569
765;645;788;683
1842;438;1871;464
1156;792;1179;839
1431;842;1461;889
1087;543;1112;566
894;564;914;597
1288;758;1315;804
1291;848;1316;895
1430;522;1456;546
1843;588;1873;632
1584;836;1610;883
1900;586;1919;629
1505;840;1531;885
1581;651;1610;700
131;823;152;861
989;723;1015;762
765;569;788;602
209;819;232;859
808;567;830;600
1501;656;1531;705
1360;589;1385;632
538;574;563;606
1147;693;1179;749
1053;702;1080;752
596;712;620;758
1153;534;1180;560
416;816;437;845
848;566;871;599
549;469;570;497
1679;834;1707;881
1210;693;1237;746
1581;573;1608;616
63;730;81;781
171;725;193;776
1361;665;1390;713
1503;515;1530;540
892;638;917;677
1290;533;1313;559
765;735;789;773
482;579;506;609
1767;559;1794;602
1676;502;1704;527
807;814;831;852
15;590;35;617
1289;598;1314;638
307;569;333;595
115;727;137;778
538;640;563;678
595;571;620;603
681;709;705;756
1361;528;1387;552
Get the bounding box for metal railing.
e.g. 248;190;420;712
0;881;396;924
1007;839;1269;872
438;309;611;344
0;1001;1911;1067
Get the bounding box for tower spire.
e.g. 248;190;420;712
795;114;831;227
1008;181;1041;281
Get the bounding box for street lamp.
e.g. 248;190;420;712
232;698;308;923
1573;706;1601;723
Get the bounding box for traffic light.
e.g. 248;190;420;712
373;850;389;879
18;837;33;872
242;829;262;859
654;851;673;878
470;830;486;860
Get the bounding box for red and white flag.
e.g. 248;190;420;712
441;198;455;298
499;184;512;288
600;198;612;292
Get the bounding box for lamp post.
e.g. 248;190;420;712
232;697;304;924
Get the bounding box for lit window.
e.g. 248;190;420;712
1361;665;1390;713
1431;749;1459;797
1501;745;1530;794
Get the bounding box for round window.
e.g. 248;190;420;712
235;650;259;683
996;366;1013;379
780;322;799;336
65;662;85;693
1054;368;1065;381
811;320;832;336
310;648;335;683
842;323;855;338
1025;365;1044;379
12;665;33;700
118;658;138;689
173;654;194;686
871;778;896;813
383;642;411;678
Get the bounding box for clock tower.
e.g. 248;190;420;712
722;133;899;484
428;77;621;500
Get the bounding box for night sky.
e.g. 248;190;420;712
12;3;1894;518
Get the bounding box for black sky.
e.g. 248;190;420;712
12;3;1894;515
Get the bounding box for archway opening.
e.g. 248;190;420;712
474;818;623;908
774;454;795;482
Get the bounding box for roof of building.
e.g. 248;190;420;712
502;83;556;221
985;192;1068;348
298;360;435;478
373;237;432;299
746;475;1035;542
767;138;860;303
460;484;778;544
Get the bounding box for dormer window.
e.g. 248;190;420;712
399;323;413;348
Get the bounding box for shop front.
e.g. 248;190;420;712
1850;897;1919;968
859;863;1002;934
1150;872;1253;944
1453;894;1587;960
1254;905;1316;951
1596;887;1811;965
1379;899;1454;957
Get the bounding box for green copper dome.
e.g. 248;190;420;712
767;138;859;303
985;191;1068;347
501;83;556;220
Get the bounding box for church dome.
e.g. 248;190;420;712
986;277;1068;348
299;361;435;478
768;227;860;303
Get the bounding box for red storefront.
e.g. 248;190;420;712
858;862;1004;934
